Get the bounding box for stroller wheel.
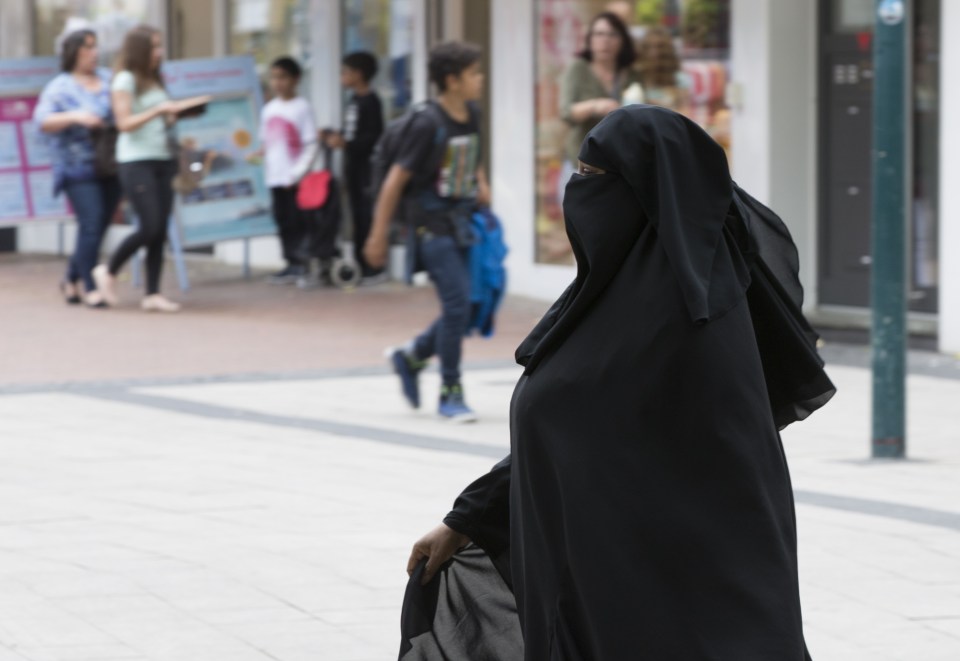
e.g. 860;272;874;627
331;258;362;289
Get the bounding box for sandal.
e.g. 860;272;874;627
84;291;109;309
59;280;82;305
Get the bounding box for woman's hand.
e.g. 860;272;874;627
72;111;104;129
151;100;182;123
591;97;621;116
407;523;470;585
569;97;621;123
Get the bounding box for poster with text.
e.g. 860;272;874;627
164;57;274;246
0;93;68;223
0;58;67;224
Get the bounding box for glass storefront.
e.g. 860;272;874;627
534;0;732;265
33;0;148;65
229;0;311;96
911;0;940;312
819;0;940;312
342;0;415;120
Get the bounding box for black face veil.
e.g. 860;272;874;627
518;104;834;428
516;106;750;373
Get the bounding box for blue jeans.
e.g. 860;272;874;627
63;177;122;291
412;235;471;387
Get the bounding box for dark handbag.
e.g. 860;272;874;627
89;125;118;178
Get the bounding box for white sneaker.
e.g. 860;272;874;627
141;294;181;313
92;264;118;306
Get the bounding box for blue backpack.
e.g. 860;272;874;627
467;208;508;338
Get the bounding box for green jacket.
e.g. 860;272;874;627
560;58;641;164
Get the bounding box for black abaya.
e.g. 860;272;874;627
399;106;834;660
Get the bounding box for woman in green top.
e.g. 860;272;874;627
559;11;640;188
93;25;204;313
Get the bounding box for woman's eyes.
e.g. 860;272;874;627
577;165;603;176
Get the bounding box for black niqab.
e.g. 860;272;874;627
399;106;833;660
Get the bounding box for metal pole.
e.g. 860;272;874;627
871;0;908;458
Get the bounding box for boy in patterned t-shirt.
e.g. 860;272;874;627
364;41;490;422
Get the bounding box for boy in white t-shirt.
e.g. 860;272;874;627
259;56;317;283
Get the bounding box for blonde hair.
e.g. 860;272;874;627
636;28;680;88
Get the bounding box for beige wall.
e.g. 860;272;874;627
0;0;32;58
171;0;216;59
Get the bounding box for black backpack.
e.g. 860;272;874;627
367;101;449;220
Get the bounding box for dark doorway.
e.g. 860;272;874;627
0;227;15;252
818;0;940;313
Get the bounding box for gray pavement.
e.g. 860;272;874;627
1;255;960;660
0;363;958;660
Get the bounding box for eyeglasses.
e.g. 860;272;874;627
590;30;622;40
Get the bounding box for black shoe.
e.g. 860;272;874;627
59;281;81;305
268;265;298;285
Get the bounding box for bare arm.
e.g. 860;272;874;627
363;163;413;269
568;97;620;123
476;164;490;207
112;89;170;133
39;111;103;134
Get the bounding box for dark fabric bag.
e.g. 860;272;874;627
297;178;342;262
89;125;118;179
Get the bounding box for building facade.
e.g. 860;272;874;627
1;0;957;353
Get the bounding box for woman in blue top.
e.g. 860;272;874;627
34;29;121;308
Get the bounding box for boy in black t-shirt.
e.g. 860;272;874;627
364;41;490;422
326;52;385;280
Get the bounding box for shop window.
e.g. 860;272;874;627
229;0;311;96
911;0;940;311
342;0;415;119
535;0;732;265
32;0;148;64
832;0;876;33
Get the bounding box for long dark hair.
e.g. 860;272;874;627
579;12;636;71
118;25;164;94
60;29;97;73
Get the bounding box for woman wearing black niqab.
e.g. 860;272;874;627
398;105;836;660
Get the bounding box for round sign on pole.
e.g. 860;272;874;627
879;0;905;26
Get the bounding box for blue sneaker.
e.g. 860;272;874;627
387;347;425;409
439;384;477;423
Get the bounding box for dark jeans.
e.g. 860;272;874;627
63;177;122;291
109;160;176;295
270;186;307;267
412;235;471;386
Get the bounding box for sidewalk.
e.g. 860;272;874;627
1;254;959;660
0;254;548;387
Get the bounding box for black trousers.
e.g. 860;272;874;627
109;160;176;295
346;163;378;276
270;186;307;267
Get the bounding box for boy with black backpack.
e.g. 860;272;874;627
364;41;489;422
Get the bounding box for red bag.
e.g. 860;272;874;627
297;169;332;210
